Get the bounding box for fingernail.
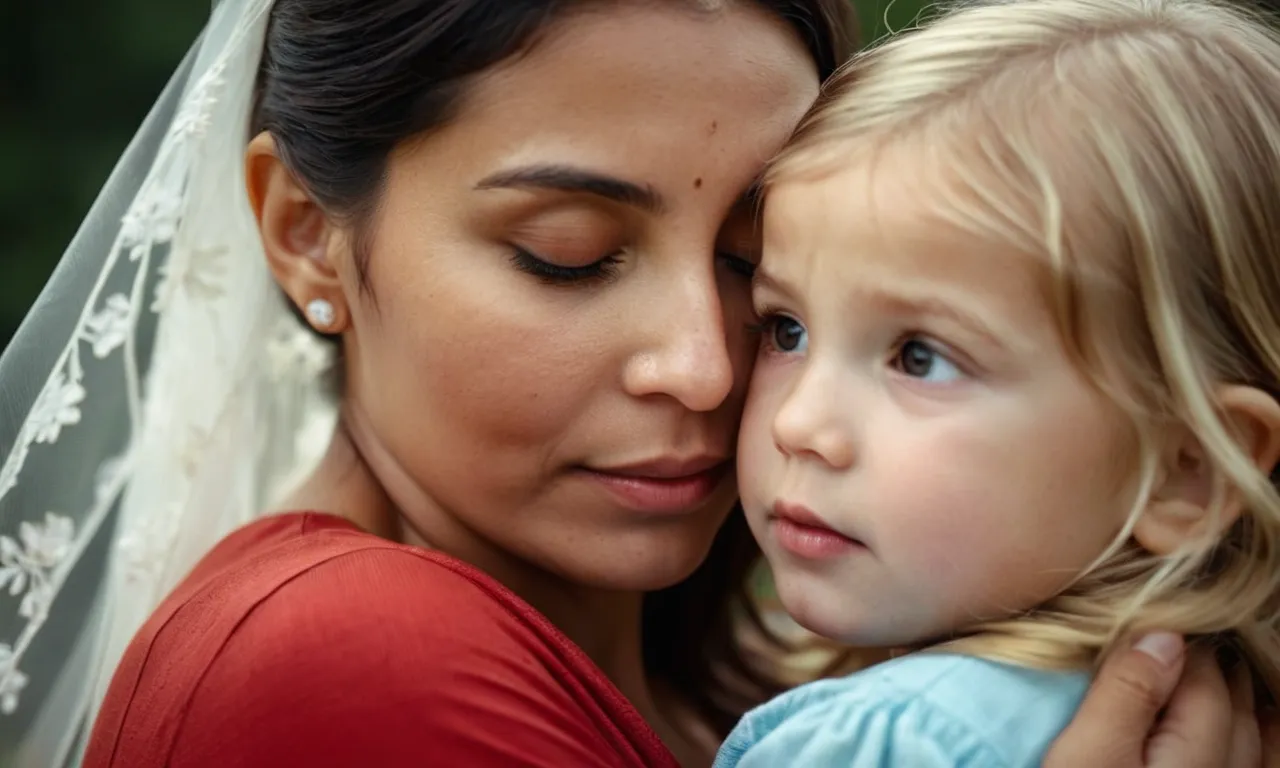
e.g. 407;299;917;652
1134;632;1184;668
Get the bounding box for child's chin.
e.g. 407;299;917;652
776;580;871;644
775;577;930;648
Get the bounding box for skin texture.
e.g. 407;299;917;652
739;154;1138;645
245;3;1265;766
251;4;817;763
741;144;1280;647
739;148;1280;765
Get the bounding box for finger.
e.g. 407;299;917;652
1146;648;1234;766
1262;709;1280;768
1226;662;1260;768
1043;633;1185;768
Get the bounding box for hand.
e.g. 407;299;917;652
1264;710;1280;768
1044;632;1278;767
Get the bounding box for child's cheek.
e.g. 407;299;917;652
737;362;790;502
865;448;1011;615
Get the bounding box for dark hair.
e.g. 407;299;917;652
252;0;855;737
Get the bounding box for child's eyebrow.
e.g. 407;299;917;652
753;266;1014;351
858;288;1010;351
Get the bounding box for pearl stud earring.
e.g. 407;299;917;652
305;298;336;330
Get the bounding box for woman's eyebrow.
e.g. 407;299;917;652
476;163;665;214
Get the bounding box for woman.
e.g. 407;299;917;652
0;0;1265;765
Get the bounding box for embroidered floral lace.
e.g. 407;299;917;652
0;1;335;763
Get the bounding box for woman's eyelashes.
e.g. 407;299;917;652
503;207;626;285
510;247;623;284
509;247;758;285
718;251;757;278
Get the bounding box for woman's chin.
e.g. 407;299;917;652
545;528;723;593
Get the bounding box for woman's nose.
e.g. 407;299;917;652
622;271;735;413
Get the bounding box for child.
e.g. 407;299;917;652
717;0;1280;765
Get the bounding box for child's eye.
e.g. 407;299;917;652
757;315;808;354
892;338;962;383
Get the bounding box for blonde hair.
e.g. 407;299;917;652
768;0;1280;692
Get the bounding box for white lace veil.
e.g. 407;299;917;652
0;0;337;763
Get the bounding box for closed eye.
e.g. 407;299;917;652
719;251;757;278
510;248;622;284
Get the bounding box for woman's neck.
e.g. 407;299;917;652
397;499;712;765
282;421;707;763
396;509;652;689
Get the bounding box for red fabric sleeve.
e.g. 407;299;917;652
168;549;658;767
84;514;677;768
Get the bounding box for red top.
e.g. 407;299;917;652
84;512;679;768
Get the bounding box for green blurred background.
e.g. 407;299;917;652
0;0;933;351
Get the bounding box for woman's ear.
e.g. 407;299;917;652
1134;385;1280;555
245;132;350;334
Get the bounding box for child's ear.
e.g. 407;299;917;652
1135;385;1280;555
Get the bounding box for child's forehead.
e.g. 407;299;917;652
763;144;1028;267
763;128;1119;288
759;144;1069;329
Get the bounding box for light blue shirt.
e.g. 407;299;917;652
714;653;1090;768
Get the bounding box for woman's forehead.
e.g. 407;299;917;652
438;3;820;191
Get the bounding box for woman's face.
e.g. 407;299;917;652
334;4;818;591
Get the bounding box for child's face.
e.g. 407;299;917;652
739;158;1137;647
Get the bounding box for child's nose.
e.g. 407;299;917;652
770;363;855;470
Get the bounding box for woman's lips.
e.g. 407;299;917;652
582;457;731;515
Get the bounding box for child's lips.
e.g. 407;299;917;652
769;500;867;559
